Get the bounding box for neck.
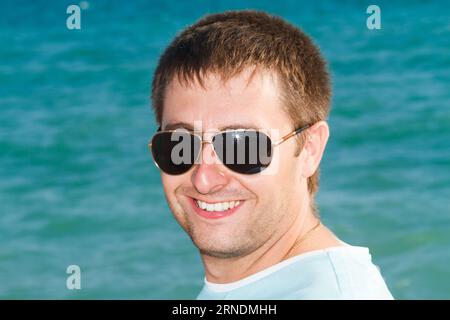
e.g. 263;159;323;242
201;201;322;284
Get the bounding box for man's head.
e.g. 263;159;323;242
151;11;331;259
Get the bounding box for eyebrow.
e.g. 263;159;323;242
163;122;195;131
163;122;260;131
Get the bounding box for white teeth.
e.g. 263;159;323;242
230;201;240;209
195;200;242;212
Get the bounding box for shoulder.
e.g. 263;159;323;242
288;246;394;300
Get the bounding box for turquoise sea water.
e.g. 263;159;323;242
0;0;449;299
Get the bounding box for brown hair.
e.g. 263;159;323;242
151;10;331;204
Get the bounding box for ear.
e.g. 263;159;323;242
301;121;330;179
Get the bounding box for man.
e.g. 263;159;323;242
149;10;393;299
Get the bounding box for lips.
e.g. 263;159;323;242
189;197;244;219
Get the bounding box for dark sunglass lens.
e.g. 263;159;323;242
151;131;200;175
213;131;272;174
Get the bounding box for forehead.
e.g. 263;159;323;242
162;68;292;131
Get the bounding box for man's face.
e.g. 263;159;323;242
159;69;309;259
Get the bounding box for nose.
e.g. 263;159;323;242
191;142;229;195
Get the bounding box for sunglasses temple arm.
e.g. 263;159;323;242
273;124;311;146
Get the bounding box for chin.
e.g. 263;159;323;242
197;242;252;259
189;228;256;259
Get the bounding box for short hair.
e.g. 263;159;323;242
151;10;331;202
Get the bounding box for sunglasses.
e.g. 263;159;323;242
148;124;310;175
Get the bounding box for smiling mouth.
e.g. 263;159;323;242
195;199;241;212
189;197;244;219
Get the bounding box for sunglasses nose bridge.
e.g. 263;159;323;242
199;140;221;162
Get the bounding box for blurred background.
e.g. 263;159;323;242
0;0;449;299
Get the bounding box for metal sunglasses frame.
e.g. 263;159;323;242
148;124;311;173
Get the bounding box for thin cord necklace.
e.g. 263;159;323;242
281;220;322;261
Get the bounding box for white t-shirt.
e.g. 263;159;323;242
197;245;393;300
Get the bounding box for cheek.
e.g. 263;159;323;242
238;175;281;202
279;149;304;183
160;175;187;219
246;162;300;199
161;175;182;202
